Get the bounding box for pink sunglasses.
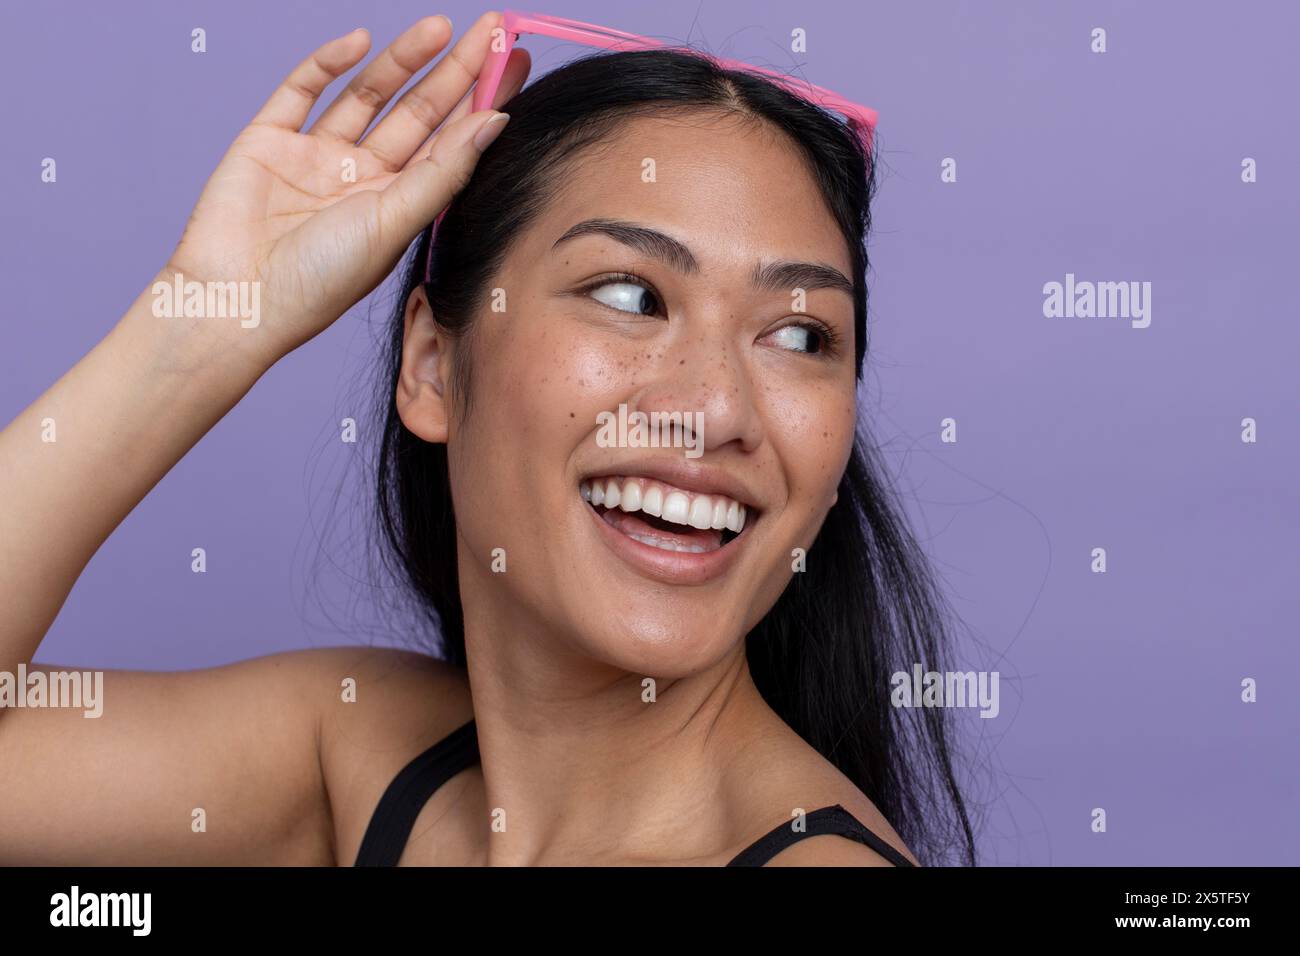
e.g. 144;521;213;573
425;9;879;281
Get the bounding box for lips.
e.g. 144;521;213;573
581;475;749;555
580;473;758;583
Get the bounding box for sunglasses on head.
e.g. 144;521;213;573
425;9;879;281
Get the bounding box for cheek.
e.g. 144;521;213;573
484;309;655;438
448;312;649;541
761;373;856;507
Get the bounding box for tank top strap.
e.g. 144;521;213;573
726;804;915;867
353;718;480;866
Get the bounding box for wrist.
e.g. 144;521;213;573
115;265;277;394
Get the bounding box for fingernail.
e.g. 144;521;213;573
435;14;452;31
473;112;510;150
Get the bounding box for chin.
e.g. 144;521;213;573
583;616;745;680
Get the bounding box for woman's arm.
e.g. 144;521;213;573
0;271;267;664
0;12;522;863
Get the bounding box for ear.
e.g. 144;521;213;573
396;285;454;443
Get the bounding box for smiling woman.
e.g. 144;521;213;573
0;11;974;868
374;43;976;865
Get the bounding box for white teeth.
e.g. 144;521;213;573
619;481;642;512
661;491;691;525
581;476;754;538
688;496;713;530
641;485;663;517
726;502;745;533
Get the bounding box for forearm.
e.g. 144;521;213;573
0;268;271;667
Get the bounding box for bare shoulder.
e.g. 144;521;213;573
303;643;474;758
284;644;472;723
277;645;475;863
725;715;921;868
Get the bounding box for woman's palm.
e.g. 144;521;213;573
164;14;526;362
174;125;399;345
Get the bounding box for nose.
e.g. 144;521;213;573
625;318;765;456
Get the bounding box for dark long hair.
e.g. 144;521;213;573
374;48;977;865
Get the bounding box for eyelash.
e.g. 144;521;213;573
577;272;843;357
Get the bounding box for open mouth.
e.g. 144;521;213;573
580;475;753;555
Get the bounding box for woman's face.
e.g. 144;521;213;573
401;112;859;677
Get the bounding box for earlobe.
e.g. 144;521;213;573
395;285;451;444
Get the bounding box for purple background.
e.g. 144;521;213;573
2;0;1296;865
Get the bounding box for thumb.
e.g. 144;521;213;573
377;109;510;244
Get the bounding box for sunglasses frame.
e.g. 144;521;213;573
475;11;878;138
425;9;878;281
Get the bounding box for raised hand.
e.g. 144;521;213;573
166;12;530;367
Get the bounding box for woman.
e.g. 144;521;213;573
0;12;975;866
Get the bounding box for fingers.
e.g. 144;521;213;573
250;28;372;131
376;110;509;253
360;11;509;170
307;16;456;145
399;46;530;172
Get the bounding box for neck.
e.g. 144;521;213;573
458;578;775;865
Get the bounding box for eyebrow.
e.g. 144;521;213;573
552;218;854;298
753;260;855;298
554;218;698;274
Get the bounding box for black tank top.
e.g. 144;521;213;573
353;719;915;867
